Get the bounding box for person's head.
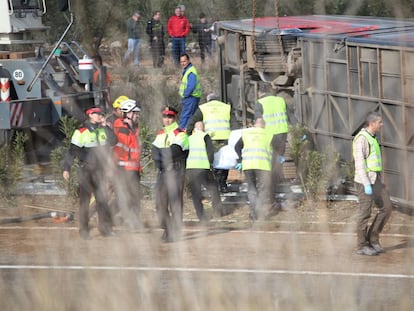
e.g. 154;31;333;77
174;6;182;17
120;99;140;124
365;111;383;134
254;117;266;128
199;12;206;22
112;95;129;117
194;121;204;132
180;53;190;68
178;4;185;14
161;106;178;126
153;11;161;20
258;83;271;97
132;11;141;20
206;93;219;102
85;107;105;124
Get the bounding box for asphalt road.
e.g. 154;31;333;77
1;224;413;310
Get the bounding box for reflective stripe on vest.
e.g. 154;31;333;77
71;127;108;148
353;130;382;172
241;127;272;171
258;96;288;135
200;101;231;140
186;131;210;169
152;121;189;150
118;161;141;168
179;65;201;98
113;119;141;171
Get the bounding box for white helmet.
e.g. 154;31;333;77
120;99;140;113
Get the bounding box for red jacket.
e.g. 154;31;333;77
113;118;141;172
167;15;190;38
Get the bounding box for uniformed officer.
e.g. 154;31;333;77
151;106;189;242
63;107;117;239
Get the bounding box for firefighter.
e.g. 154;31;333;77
186;93;232;192
179;53;201;129
62;107;117;240
235;118;273;221
255;84;289;205
106;95;129;129
186;121;223;222
151;106;189;242
113;98;143;231
353;111;392;256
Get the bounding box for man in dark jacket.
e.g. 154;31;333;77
146;11;165;68
192;13;212;62
151;107;189;242
123;11;143;66
62;107;117;239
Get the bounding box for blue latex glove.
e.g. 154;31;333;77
235;163;242;171
278;155;286;164
364;184;373;195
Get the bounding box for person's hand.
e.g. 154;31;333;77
63;171;70;181
278;155;285;164
364;184;373;195
235;163;242;171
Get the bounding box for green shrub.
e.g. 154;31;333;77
0;132;28;199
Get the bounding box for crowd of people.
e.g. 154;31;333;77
66;5;393;255
122;5;215;68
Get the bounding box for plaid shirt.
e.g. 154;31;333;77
353;128;379;186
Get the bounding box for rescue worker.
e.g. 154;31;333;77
62;107;117;239
151;107;189;242
186;121;223;222
186;93;232;192
106;95;129;129
353;111;392;256
255;84;289;205
113;98;143;231
235;118;273;221
179;53;201;129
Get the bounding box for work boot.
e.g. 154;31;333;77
371;242;385;253
356;245;378;256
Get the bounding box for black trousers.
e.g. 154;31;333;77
78;168;112;235
115;168;142;229
244;169;271;218
270;132;287;199
187;169;222;220
155;167;185;239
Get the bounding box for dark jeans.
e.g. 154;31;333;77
78;168;112;235
171;37;186;65
155;167;185;240
244;169;271;218
199;39;212;61
151;39;165;68
355;178;392;248
187;169;222;220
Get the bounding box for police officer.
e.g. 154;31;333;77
186;121;223;222
353;111;392;256
151;107;189;242
113;98;143;231
235;118;273;221
255;84;289;204
186;93;232;192
63;107;117;239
